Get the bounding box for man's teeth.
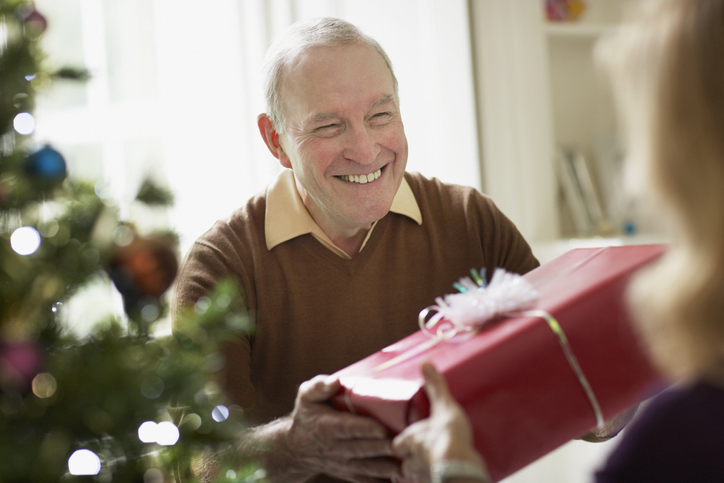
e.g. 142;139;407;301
338;169;382;184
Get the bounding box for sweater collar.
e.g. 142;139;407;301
265;169;422;257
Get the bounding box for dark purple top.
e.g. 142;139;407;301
595;380;724;482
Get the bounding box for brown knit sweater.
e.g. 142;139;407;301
171;171;539;425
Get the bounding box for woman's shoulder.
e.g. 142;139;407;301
595;380;724;482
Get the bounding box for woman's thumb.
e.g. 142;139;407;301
421;361;453;411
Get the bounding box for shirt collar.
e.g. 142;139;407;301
265;169;422;256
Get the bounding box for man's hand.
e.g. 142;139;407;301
578;405;639;442
249;374;401;482
392;362;486;481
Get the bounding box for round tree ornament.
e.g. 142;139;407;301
26;145;67;183
20;7;48;37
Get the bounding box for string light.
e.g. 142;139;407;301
31;373;57;398
67;449;101;475
138;421;158;443
13;112;35;135
212;404;229;422
137;421;180;446
155;421;180;446
10;226;41;255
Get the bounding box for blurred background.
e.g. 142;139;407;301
29;0;660;481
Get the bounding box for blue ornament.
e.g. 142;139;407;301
26;145;67;181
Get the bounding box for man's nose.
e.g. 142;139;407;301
343;123;380;165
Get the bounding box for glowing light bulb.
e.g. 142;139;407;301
212;404;230;422
13;112;35;135
68;449;101;475
156;421;180;446
11;226;41;255
138;421;158;443
32;373;57;398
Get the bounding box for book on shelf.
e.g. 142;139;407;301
557;148;612;237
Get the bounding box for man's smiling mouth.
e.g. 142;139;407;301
336;168;382;184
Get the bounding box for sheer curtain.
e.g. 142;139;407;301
34;0;479;256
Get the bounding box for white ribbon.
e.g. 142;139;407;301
419;268;539;340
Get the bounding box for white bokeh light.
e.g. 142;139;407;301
155;421;180;446
138;421;158;443
10;226;41;255
212;404;229;422
13;112;35;135
68;449;101;475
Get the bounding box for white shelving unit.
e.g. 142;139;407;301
471;0;648;246
545;1;636;239
546;24;619;37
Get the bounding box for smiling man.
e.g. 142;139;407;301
172;18;541;482
257;40;408;257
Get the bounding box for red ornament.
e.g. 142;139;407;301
0;341;43;393
18;7;47;36
109;235;178;300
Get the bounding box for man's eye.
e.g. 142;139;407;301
317;123;340;131
370;112;392;123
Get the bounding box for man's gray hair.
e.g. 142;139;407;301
261;17;399;133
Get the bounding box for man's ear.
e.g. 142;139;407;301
258;114;291;169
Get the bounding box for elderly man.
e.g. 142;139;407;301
173;17;621;482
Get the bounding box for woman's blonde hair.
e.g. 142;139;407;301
599;0;724;380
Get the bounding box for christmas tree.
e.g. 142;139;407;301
0;1;260;480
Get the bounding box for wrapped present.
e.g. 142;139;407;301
331;244;668;482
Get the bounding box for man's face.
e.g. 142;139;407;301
276;43;408;236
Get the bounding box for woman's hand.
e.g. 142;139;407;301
392;362;486;481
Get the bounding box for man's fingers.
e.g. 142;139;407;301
391;421;425;456
297;374;340;403
400;455;427;479
348;477;392;483
342;457;402;480
391;432;410;457
317;411;389;440
323;438;395;458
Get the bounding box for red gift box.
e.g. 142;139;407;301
332;244;668;482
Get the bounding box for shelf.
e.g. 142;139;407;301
545;23;619;38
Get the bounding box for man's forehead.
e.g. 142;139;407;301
278;44;397;122
286;42;374;70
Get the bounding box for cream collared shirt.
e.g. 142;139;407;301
265;169;423;259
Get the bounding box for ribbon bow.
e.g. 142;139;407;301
419;268;539;340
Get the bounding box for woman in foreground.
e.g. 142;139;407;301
392;0;724;481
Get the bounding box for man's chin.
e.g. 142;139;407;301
348;205;393;226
